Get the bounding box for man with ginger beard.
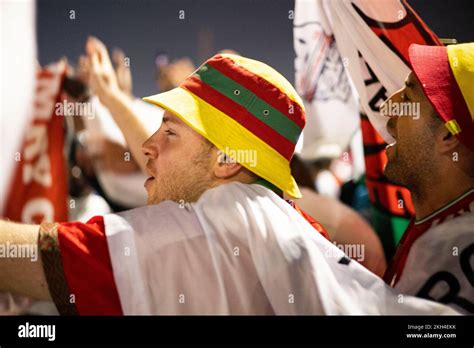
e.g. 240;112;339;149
382;43;474;314
0;38;457;315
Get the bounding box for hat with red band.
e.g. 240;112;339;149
143;54;305;198
408;43;474;153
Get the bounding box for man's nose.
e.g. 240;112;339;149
141;134;159;158
380;90;402;119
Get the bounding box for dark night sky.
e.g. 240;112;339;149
37;0;474;97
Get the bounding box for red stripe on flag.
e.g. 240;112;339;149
58;216;123;315
183;76;295;161
206;56;305;129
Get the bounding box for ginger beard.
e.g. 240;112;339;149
145;141;215;205
143;112;216;205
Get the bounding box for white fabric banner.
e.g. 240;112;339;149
294;0;360;160
104;183;458;315
0;0;36;213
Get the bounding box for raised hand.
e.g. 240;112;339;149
112;48;133;97
86;36;124;107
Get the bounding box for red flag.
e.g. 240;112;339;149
4;63;68;223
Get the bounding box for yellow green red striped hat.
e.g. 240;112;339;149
409;43;474;153
143;54;305;198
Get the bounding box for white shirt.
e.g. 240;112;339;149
394;196;474;315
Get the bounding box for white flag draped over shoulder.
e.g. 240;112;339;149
294;0;360;161
39;182;460;314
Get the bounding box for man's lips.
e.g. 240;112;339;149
144;176;155;188
144;161;156;188
387;131;397;142
145;160;156;177
385;142;396;156
386;119;397;141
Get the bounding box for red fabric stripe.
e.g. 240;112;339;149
58;216;123;315
293;203;331;241
206;56;305;129
360;117;385;145
183;76;295;161
383;220;415;286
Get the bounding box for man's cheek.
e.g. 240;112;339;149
393;132;406;158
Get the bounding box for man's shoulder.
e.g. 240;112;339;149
104;199;202;243
103;182;282;235
198;182;276;202
195;182;289;216
425;209;474;237
413;210;474;252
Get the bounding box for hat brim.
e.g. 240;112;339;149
143;87;302;198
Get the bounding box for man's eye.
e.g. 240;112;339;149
165;129;175;136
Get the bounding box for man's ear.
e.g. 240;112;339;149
437;126;461;155
213;150;244;179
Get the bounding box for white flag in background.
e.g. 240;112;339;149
294;0;360;161
0;0;36;212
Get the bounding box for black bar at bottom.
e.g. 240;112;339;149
0;315;472;345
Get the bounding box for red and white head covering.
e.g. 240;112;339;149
409;43;474;152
